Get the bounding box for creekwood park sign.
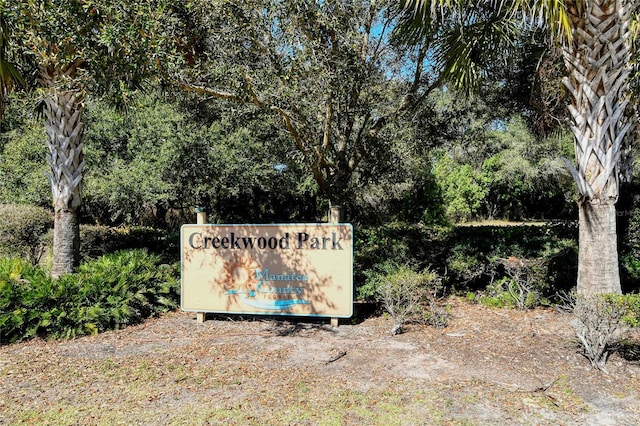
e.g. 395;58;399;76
181;224;353;318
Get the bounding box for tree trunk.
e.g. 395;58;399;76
577;202;621;296
563;1;633;295
40;65;86;277
51;208;80;278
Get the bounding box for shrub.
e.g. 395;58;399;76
621;255;640;291
40;225;173;263
480;256;547;309
79;225;168;260
55;250;179;337
445;223;577;295
373;263;446;334
354;222;449;299
433;154;488;223
0;258;54;342
0;250;179;343
0;204;52;265
0;122;51;207
478;278;516;308
620;293;640;328
356;222;577;305
572;294;630;372
446;245;488;288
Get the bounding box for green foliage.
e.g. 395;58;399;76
433;153;487;222
354;222;448;300
0;258;53;342
481;119;574;220
445;242;488;287
83;97;193;225
610;182;640;292
573;294;632;371
1;94;316;228
6;0;172;101
356;221;577;307
173;0;436;205
82;95;315;226
445;222;577;293
619;294;640;328
0;250;179;343
40;225;174;263
495;256;548;309
373;263;445;334
621;254;640;287
0;121;51;207
79;226;171;261
0;204;52;264
350;133;449;226
360;261;402;302
478;272;545;310
482;153;531;220
478;278;514;309
431;114;575;223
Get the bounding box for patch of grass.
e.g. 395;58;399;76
1;370;601;426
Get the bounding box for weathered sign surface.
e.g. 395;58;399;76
181;224;353;317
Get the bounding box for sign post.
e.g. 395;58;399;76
329;205;343;327
194;207;208;323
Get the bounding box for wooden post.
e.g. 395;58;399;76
195;207;207;324
196;207;207;226
329;205;343;224
329;205;342;328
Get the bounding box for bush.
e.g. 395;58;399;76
0;258;54;342
479;257;548;309
620;293;640;328
444;222;577;295
433;154;488;222
0;250;180;343
40;225;174;263
621;255;640;291
572;294;630;372
354;222;449;299
79;225;170;261
355;221;577;304
0;204;52;265
478;278;517;308
0;122;51;207
372;263;446;334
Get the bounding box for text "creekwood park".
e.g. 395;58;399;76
188;231;345;251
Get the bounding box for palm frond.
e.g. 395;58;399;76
0;59;26;89
397;0;572;92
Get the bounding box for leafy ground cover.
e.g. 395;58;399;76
0;251;179;343
1;300;639;425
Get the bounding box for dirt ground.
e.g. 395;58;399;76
1;300;640;425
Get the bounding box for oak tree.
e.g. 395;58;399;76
173;0;437;206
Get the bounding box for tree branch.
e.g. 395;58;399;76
176;80;247;104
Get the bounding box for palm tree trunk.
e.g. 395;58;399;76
52;208;80;278
577;203;620;295
41;66;85;278
563;0;633;296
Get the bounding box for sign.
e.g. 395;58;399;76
181;224;353;317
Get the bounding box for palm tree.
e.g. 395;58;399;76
0;12;81;277
399;0;636;296
562;1;635;296
39;62;86;278
6;0;169;277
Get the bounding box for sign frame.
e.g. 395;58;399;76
180;223;354;318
